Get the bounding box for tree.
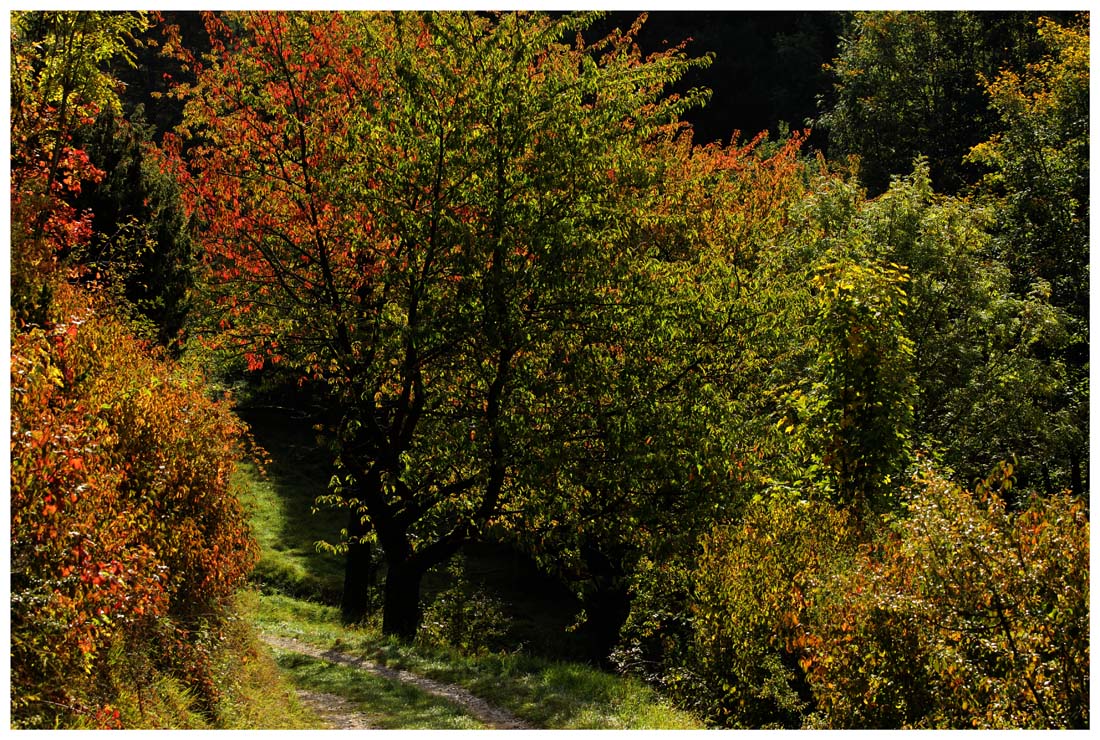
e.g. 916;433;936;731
775;159;1072;503
772;167;917;518
70;106;195;349
966;15;1089;496
504;128;813;662
864;163;1073;494
10;11;148;323
166;10;709;638
817;11;1046;195
595;11;843;148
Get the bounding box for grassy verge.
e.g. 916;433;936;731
207;592;327;729
65;591;323;729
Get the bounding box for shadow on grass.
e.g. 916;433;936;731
255;593;702;730
234;404;348;604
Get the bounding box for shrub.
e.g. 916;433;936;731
11;283;258;727
612;554;696;708
686;492;859;727
417;557;509;655
800;461;1089;728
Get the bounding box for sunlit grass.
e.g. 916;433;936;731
254;591;702;729
232;459;346;602
211;593;327;729
270;650;485;729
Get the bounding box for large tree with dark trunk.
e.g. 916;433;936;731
165;10;709;638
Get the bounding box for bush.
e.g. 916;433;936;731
11;283;259;727
611;554;696;708
417;557;509;656
801;462;1089;728
647;460;1086;729
685;492;859;727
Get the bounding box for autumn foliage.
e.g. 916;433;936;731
799;463;1089;728
684;462;1089;729
10;15;257;726
10;283;258;727
8;8;1089;731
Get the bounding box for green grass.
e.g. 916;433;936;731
233;404;348;602
233;459;345;602
237;405;704;730
270;650;485;729
253;591;702;729
209;594;328;729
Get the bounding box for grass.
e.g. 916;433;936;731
66;592;323;730
208;594;327;729
233;459;345;601
236;404;705;730
270;650;485;729
253;581;701;729
234;404;348;602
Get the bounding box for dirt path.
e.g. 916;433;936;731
293;688;378;729
261;634;533;730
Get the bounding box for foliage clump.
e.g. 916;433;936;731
801;463;1089;728
647;463;1088;729
11;284;259;727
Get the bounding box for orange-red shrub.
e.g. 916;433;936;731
799;463;1089;728
11;283;258;727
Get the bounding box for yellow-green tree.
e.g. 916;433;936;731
967;15;1089;496
802;462;1089;728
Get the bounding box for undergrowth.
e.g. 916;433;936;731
59;591;321;729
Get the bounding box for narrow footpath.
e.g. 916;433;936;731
293;688;378;730
261;634;533;730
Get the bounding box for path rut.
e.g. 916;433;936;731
293;688;378;729
262;634;532;730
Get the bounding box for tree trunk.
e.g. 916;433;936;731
580;541;631;666
1068;450;1082;496
382;558;425;640
582;580;631;667
341;507;374;623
